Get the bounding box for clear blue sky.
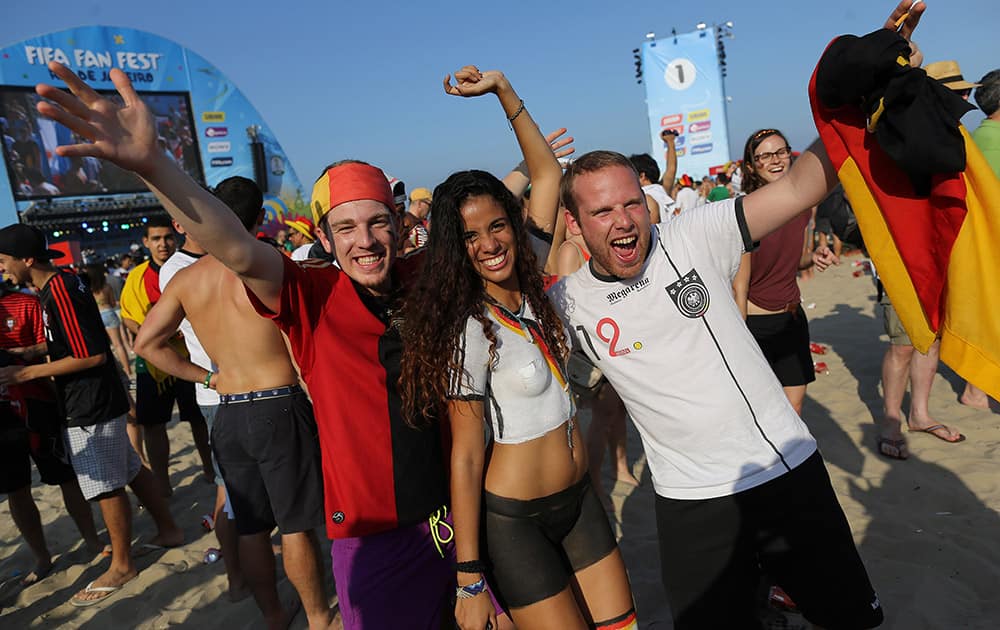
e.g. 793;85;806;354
4;0;995;191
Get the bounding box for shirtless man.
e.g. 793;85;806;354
133;177;330;630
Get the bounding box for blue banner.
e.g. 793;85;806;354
641;27;731;180
0;26;309;233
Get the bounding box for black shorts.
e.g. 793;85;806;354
483;474;618;609
746;306;816;387
0;399;76;494
212;389;324;536
655;451;883;630
135;371;203;426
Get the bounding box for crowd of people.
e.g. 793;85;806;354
0;1;997;628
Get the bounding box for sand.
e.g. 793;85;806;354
2;255;998;628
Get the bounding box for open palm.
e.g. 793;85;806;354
35;62;159;177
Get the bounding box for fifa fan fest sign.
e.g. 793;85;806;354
0;25;309;232
639;26;732;179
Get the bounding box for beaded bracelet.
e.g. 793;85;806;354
507;99;525;129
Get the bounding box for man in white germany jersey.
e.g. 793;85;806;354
549;7;925;626
550;147;877;630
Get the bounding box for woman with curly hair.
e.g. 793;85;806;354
732;128;816;416
401;68;636;630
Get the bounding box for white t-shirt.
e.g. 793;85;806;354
548;198;815;500
290;242;314;261
160;250;219;406
450;301;574;444
674;187;700;214
642;183;675;219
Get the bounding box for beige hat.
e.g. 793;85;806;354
925;60;981;91
409;187;432;203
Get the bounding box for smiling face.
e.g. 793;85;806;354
750;133;792;186
460;194;519;297
316;199;398;295
0;253;30;285
565;165;651;279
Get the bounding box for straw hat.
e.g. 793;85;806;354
925;61;981;91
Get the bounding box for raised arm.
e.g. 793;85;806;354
35;63;284;309
659;130;678;190
445;67;563;235
742;139;838;241
742;0;926;241
502;127;575;199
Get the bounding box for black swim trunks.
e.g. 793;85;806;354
135;371;204;426
212;387;324;536
0;399;76;494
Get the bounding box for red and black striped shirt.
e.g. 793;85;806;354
38;271;129;427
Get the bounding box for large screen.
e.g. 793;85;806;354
0;86;204;200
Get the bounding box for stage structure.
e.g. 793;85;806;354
634;23;733;180
0;26;309;263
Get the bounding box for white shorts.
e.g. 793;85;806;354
65;415;142;500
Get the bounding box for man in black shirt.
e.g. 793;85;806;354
0;224;182;607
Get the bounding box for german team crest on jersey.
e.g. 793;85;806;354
666;269;710;318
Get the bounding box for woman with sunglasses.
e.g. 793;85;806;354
733;129;816;416
400;66;636;630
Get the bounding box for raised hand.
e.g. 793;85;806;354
545;128;575;161
883;0;925;42
443;66;509;98
35;62;159;178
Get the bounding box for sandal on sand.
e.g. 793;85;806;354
70;577;134;607
877;437;908;460
907;423;966;443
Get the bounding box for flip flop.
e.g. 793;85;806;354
70;577;133;607
877;437;908;460
907;424;966;443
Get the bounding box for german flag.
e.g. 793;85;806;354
810;39;1000;402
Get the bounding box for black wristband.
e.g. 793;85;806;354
455;560;486;574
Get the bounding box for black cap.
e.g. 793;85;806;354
0;224;65;261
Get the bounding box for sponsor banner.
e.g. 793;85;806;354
204;126;228;137
207;141;231;153
687;109;710;122
210;157;234;167
688;132;712;145
201;111;225;122
640;27;731;179
659;113;683;126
